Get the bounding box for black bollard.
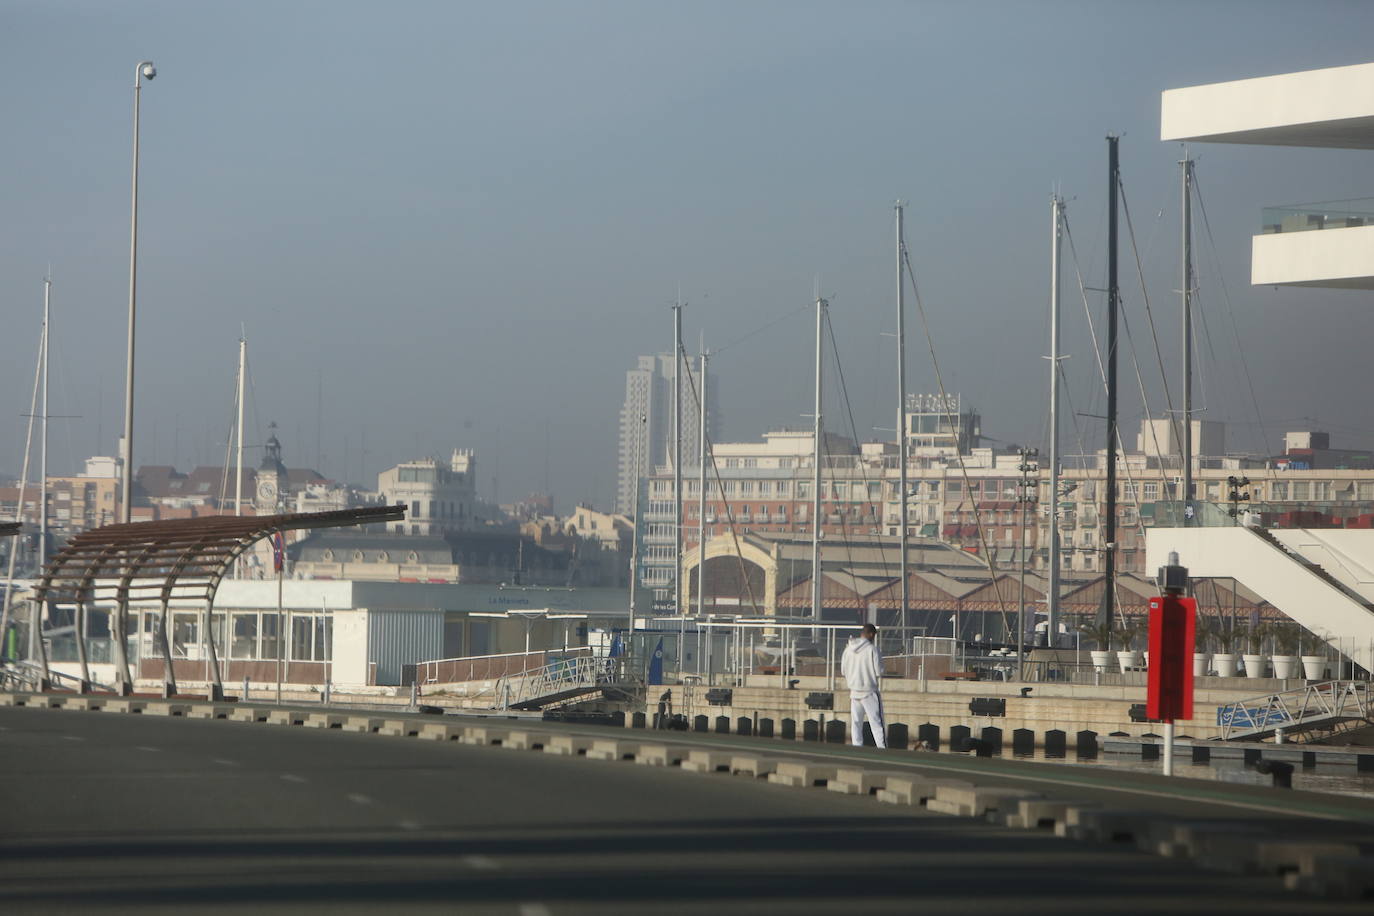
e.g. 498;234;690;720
980;726;1003;755
825;720;847;744
950;725;972;753
887;723;909;750
1012;728;1036;757
715;715;730;734
781;718;796;740
758;718;774;738
1192;744;1210;764
736;717;752;737
803;719;821;742
1076;730;1098;759
1044;729;1067;758
694;715;709;733
917;723;940;751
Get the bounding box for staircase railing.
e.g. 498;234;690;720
495;655;640;710
1217;679;1371;740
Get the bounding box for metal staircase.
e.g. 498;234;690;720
1217;680;1372;741
494;655;642;711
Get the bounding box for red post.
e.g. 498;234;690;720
1146;595;1196;721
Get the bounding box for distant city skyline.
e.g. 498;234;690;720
6;2;1374;515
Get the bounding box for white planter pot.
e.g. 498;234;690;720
1116;650;1142;673
1193;652;1210;677
1271;655;1299;679
1089;650;1112;673
1301;655;1328;680
1213;653;1238;677
1242;653;1267;678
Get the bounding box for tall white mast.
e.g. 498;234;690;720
1181;154;1195;518
895;203;909;643
3;306;44;666
1047;194;1063;645
39;275;50;571
697;347;709;620
235;335;246;516
811;294;826;621
672;298;684;615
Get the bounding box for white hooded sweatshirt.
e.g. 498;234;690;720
841;635;883;698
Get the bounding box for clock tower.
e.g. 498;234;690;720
255;422;287;515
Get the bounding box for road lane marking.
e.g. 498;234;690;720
136;746;160;752
212;758;240;767
461;855;500;871
398;819;421;830
347;793;373;806
280;774;307;784
61;735;84;742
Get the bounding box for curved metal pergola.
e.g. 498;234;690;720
30;505;405;697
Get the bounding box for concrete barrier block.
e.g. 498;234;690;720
103;698;147;714
189;704;235;720
304;712;349;729
1056;808;1153;843
1011;799;1098;830
266;709;307;726
341;715;385;733
1254;841;1362;878
926;785;1040;818
874;775;972;806
1284;854;1374;899
634;743;684;767
145;702;192;717
544;734;594;756
730;755;781;778
504;730;553;751
766;761;835;788
827;768;914;796
680;750;732;773
0;693;19;707
43;695;67;709
62;696;103;711
461;726;510;746
376;718;418;737
419;722;463;741
587;739;638;761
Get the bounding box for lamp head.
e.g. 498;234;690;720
139;61;157;81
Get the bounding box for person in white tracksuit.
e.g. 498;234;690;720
841;623;886;748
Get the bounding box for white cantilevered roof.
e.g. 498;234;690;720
1161;61;1374;149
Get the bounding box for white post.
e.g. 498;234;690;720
235;336;246;517
122;61;156;525
1163;720;1175;776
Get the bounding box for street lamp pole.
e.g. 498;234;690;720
121;60;156;524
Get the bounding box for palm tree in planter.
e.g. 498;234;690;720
1078;618;1116;673
1268;621;1304;679
1239;620;1271;678
1207;616;1241;677
1114;616;1145;672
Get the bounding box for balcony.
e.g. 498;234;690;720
1252;199;1374;289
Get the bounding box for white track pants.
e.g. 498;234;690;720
850;692;886;748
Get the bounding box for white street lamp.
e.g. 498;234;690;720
121;60;156;524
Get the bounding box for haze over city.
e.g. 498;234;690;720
5;0;1374;510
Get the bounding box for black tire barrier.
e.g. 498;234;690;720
781;718;796;740
758;718;774;738
1012;728;1035;756
950;725;972;753
887;723;908;750
917;723;940;751
715;715;730;734
1044;729;1067;758
1076;730;1098;759
826;720;848;744
736;717;752;737
1192;744;1211;764
803;719;821;742
694;715;709;733
980;726;1003;755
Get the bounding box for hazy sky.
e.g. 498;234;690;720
4;0;1374;511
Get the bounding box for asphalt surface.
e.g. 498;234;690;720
0;705;1369;915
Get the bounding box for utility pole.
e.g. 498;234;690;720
1104;135;1120;632
1016;447;1039;679
1181;153;1195;523
896;203;910;646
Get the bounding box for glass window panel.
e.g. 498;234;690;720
171;612;199;659
314;617;333;662
291;614;314;662
231;613;258;659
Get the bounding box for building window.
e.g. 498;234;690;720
1271;481;1288;501
1292;481;1310;501
231;613;258;659
291;614;332;662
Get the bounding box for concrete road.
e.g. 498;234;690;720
0;706;1365;915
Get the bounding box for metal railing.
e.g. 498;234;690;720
417;647;592;685
495;655;640;710
1217;680;1371;740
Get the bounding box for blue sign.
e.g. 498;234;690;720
648;637;665;685
1217;706;1289;729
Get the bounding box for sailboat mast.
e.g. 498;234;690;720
1104;135;1120;631
697;348;709;620
3;311;45;667
235;336;246;516
1181;154;1195;518
896;203;909;644
672;299;683;615
1047;194;1064;645
812;294;826;622
39;275;50;571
